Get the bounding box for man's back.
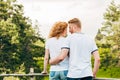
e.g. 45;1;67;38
65;33;98;78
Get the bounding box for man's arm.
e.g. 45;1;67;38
92;50;100;78
49;49;69;65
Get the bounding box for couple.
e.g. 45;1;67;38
42;18;100;80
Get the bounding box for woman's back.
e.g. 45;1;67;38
46;37;69;71
42;21;68;80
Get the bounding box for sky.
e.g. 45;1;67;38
17;0;120;39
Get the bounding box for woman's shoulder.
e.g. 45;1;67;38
46;37;56;42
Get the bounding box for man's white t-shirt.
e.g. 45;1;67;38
45;37;69;71
62;33;98;78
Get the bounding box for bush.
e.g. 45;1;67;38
97;67;120;78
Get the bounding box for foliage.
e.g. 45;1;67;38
0;0;45;76
97;67;120;78
95;0;120;78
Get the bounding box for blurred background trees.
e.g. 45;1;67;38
0;0;45;76
0;0;120;79
95;1;120;77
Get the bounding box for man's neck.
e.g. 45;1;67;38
74;29;81;33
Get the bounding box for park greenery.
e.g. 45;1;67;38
0;0;45;79
95;1;120;78
0;0;120;80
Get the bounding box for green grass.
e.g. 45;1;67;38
96;67;120;78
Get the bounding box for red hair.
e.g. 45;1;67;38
49;22;68;39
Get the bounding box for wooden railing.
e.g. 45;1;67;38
0;68;119;80
94;78;120;80
0;68;49;80
0;74;119;80
0;73;48;80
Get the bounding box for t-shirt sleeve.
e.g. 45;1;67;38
61;36;70;49
91;39;98;54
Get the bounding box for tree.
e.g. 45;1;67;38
95;1;120;77
101;0;120;49
95;0;120;76
0;0;45;74
0;19;19;73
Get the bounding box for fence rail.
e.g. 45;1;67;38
0;73;119;80
0;73;48;77
0;73;48;80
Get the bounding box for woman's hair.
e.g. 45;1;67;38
68;18;81;28
48;21;68;39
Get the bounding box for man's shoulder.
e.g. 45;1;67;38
81;33;93;39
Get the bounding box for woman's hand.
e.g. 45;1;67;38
41;70;48;74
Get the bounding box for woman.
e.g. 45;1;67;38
42;21;69;80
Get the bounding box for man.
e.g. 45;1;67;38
49;18;100;80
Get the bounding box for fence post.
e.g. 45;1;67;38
30;68;35;80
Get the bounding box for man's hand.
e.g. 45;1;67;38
93;72;96;78
49;59;57;65
49;49;69;65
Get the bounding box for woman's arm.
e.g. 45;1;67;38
41;49;49;74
